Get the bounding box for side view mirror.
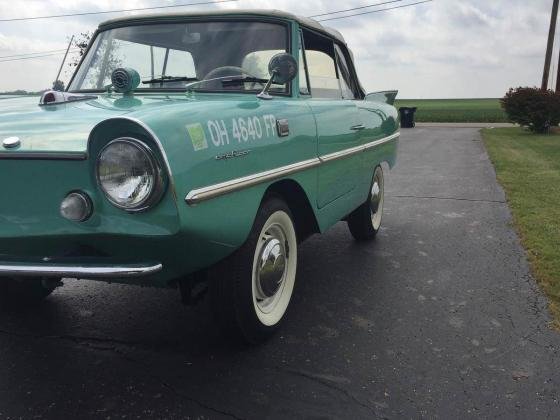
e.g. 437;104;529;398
257;53;298;100
269;53;298;84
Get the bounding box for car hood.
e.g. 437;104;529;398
0;94;198;154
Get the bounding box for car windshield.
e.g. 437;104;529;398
68;21;289;93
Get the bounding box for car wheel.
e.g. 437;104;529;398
0;277;58;306
210;196;298;344
347;165;385;241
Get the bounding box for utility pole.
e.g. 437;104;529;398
543;0;559;90
556;38;560;92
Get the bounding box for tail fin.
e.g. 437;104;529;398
365;90;398;105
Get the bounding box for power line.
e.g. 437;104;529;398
317;0;434;22
308;0;404;18
0;50;80;63
1;0;432;62
0;0;238;22
0;48;70;59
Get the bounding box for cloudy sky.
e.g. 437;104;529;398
0;0;555;98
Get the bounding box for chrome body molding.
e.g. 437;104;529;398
185;157;321;205
320;132;400;162
0;151;87;160
39;90;98;106
0;261;162;279
185;132;399;205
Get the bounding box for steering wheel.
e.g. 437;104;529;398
200;66;263;90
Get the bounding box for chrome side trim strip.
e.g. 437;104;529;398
319;143;364;163
363;132;400;149
0;152;87;161
185;132;399;205
185;157;321;205
0;262;162;279
320;132;400;162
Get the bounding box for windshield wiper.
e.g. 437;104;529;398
220;76;270;86
142;76;199;85
185;75;282;91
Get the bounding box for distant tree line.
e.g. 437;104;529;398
0;90;47;96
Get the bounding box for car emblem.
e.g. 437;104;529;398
2;136;20;149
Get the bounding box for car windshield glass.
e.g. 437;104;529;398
69;21;288;93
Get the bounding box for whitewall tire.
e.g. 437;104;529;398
347;166;385;240
210;197;298;343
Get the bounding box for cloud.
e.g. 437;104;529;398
0;0;554;97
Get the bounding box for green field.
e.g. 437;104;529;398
395;98;508;123
482;128;560;327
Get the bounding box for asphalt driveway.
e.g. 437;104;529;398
1;127;559;419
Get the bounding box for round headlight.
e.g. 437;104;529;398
96;138;164;211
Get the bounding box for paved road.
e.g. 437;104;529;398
1;128;559;419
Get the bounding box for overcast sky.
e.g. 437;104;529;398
0;0;555;98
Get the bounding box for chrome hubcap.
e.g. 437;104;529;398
257;237;286;298
371;181;381;214
254;225;289;312
251;210;297;326
370;168;384;230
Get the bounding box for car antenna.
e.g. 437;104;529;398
53;35;74;91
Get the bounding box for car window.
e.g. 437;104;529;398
242;49;281;79
80;38;197;88
334;44;357;100
298;33;310;95
306;51;340;98
302;29;342;99
166;49;196;79
70;21;288;93
241;49;288;93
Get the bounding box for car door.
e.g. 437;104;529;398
301;29;361;209
333;43;399;204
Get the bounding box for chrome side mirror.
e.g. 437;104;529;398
257;53;298;100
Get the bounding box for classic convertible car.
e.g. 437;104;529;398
0;10;399;343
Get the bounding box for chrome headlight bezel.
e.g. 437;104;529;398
96;137;166;212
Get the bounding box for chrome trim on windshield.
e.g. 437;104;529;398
0;262;162;279
185;132;399;205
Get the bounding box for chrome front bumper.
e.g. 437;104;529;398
0;261;163;279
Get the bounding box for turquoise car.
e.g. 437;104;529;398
0;10;399;343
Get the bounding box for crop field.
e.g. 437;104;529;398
395;98;508;123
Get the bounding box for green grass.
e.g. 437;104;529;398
482;128;560;327
395;98;508;123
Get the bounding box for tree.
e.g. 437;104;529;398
68;31;122;89
501;87;560;133
52;80;65;91
70;31;93;67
